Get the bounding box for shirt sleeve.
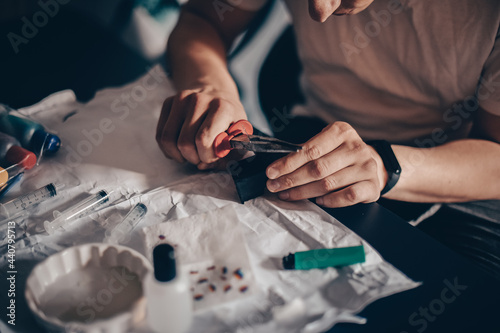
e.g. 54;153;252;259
477;27;500;116
227;0;270;11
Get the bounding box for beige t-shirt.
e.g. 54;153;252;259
240;0;500;145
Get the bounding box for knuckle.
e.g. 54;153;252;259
156;131;172;147
156;135;168;150
320;196;334;208
286;188;299;200
281;158;295;173
349;140;364;153
370;192;380;203
344;187;359;203
282;177;295;188
216;107;232;120
361;145;372;158
364;158;378;172
200;155;217;164
334;121;353;134
305;145;322;161
321;177;337;192
366;182;380;202
163;141;178;156
194;94;213;108
177;142;199;163
177;139;194;154
195;128;212;147
338;123;358;140
310;159;328;178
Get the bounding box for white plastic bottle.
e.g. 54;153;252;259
145;244;193;333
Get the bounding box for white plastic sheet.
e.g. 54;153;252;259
143;205;258;311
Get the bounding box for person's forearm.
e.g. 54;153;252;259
167;10;239;97
386;139;500;202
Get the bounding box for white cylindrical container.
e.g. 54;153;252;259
145;244;193;333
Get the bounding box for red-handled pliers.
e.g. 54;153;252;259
213;120;302;158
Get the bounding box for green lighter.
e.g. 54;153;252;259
282;245;366;270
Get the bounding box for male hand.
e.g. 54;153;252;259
266;122;388;207
308;0;375;22
156;89;247;169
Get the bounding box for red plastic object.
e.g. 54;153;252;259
213;120;254;158
5;146;37;170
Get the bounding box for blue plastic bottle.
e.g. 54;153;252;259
0;107;60;155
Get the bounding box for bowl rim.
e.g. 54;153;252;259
24;242;153;330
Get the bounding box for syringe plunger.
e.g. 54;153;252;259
44;190;109;234
105;203;147;244
0;183;64;220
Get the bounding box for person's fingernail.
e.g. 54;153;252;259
267;180;280;192
316;197;324;205
267;167;279;179
278;191;289;200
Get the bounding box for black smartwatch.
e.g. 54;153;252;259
366;140;401;195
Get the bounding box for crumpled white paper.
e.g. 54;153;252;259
0;66;419;333
143;205;258;311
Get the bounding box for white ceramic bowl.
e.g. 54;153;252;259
25;243;152;333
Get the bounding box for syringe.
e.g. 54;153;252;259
44;190;110;234
0;183;64;220
105;203;148;244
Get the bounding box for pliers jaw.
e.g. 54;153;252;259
213;119;302;158
230;135;302;153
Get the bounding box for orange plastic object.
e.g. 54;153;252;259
213;120;254;158
5;146;37;170
0;167;8;187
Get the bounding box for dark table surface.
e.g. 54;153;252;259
325;203;500;333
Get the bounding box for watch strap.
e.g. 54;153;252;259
366;140;401;195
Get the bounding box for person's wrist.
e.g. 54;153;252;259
366;140;401;195
368;145;389;193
